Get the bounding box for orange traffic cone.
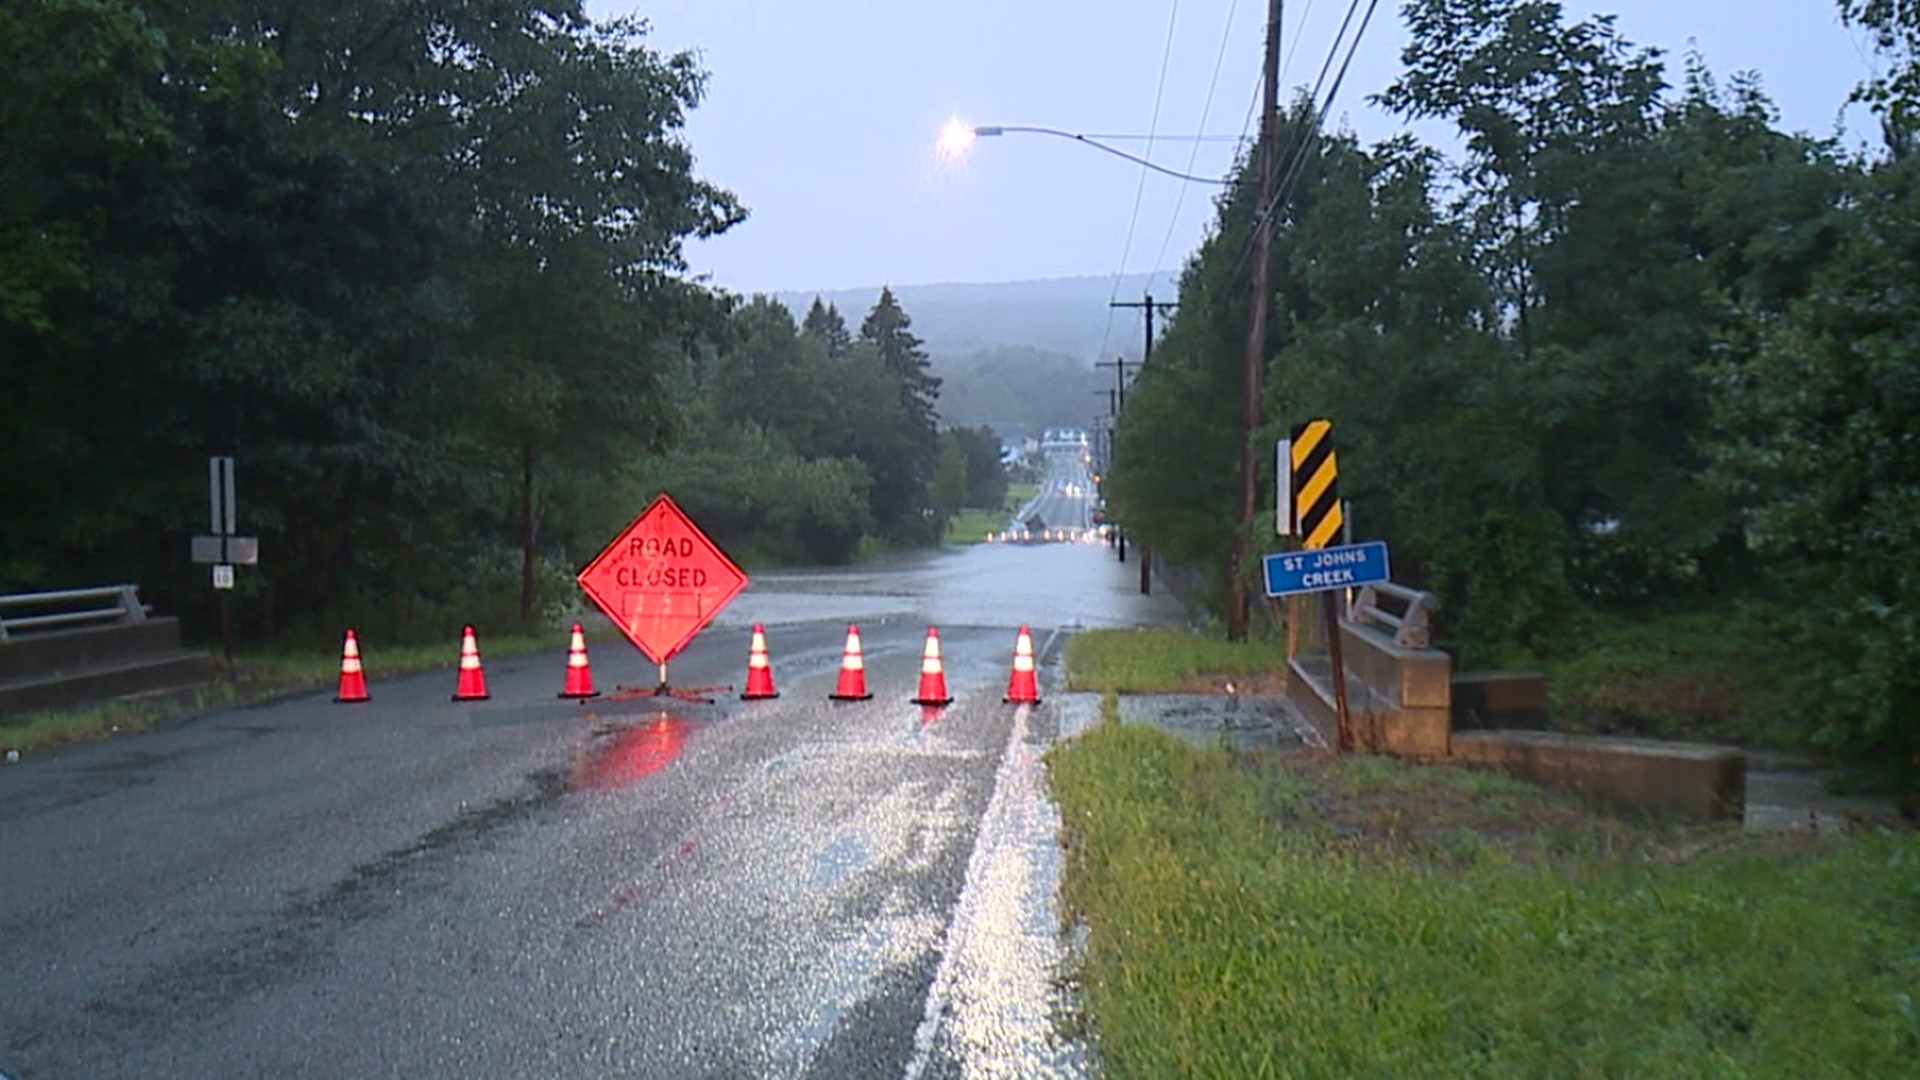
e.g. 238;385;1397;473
742;622;779;700
559;622;599;699
830;623;872;701
452;624;490;701
1004;624;1041;704
335;628;370;703
913;626;952;706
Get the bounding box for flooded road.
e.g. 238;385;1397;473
0;479;1188;1078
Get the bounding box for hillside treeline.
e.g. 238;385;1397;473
1111;0;1919;793
0;1;993;644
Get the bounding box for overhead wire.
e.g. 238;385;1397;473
1096;0;1183;365
1145;0;1241;300
1228;0;1382;285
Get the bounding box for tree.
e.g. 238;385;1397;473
801;296;852;357
856;287;943;542
1705;129;1920;803
932;436;968;523
1840;0;1920;147
946;425;1010;510
0;1;742;641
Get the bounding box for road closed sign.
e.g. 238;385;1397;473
577;494;749;664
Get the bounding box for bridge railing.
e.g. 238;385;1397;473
0;585;150;641
1349;581;1435;649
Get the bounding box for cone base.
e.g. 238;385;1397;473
452;692;491;702
559;690;601;700
913;695;953;706
830;692;873;701
334;696;370;704
741;690;779;700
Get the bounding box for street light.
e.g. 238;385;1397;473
941;121;1234;186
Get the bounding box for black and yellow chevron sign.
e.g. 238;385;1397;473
1290;419;1342;550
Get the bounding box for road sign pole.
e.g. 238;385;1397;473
1324;591;1353;751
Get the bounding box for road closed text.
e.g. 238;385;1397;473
614;536;709;588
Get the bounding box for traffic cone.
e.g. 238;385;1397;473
1004;624;1041;704
558;622;599;699
334;628;369;703
452;624;490;701
741;622;779;700
913;626;953;706
830;624;873;701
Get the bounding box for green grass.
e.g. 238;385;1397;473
0;628;571;755
1538;609;1801;749
1066;628;1283;693
943;483;1046;545
1048;713;1920;1078
944;507;1008;545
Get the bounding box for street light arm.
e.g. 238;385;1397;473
973;125;1233;186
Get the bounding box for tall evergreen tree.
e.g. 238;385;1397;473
854;287;942;541
859;287;942;437
800;296;851;357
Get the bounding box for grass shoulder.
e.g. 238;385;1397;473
0;627;573;756
1048;711;1919;1077
1065;627;1284;694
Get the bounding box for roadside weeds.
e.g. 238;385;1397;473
1046;710;1920;1079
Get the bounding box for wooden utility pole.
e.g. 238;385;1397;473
1095;351;1140;565
1111;292;1177;593
1228;0;1284;641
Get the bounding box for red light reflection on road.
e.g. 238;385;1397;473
574;715;692;791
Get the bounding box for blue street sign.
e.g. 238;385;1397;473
1262;540;1391;598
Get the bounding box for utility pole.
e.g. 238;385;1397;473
1228;0;1283;641
1095;356;1135;563
1110;292;1177;593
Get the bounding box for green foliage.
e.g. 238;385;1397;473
0;0;744;644
944;425;1010;510
1049;720;1920;1078
1705;151;1920;798
1538;609;1800;748
639;423;874;566
1115;1;1867;694
1841;0;1920;144
856;287;944;543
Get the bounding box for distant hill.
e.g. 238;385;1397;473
771;271;1180;365
933;345;1111;438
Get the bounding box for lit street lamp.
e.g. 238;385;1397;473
939;120;1234;186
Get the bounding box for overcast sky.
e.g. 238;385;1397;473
586;1;1884;297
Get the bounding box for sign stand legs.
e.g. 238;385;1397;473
611;658;730;705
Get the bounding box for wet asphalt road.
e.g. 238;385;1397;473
0;529;1186;1078
1015;449;1097;540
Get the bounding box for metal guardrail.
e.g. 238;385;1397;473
1350;580;1437;649
0;585;149;641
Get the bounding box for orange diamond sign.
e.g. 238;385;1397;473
577;494;749;664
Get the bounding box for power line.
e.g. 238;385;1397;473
1259;0;1382;232
1227;0;1381;284
1279;0;1318;87
1098;0;1183;364
1147;0;1242;299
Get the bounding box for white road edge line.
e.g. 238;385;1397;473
902;627;1070;1080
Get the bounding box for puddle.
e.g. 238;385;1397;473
572;714;696;791
1116;693;1305;752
